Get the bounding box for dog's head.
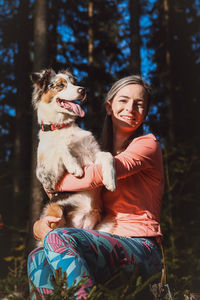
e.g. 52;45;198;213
30;69;86;122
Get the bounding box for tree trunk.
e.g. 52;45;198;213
88;0;94;65
128;0;141;74
28;0;48;250
12;0;31;227
48;0;59;70
163;0;174;143
85;0;95;126
88;0;94;66
163;0;176;258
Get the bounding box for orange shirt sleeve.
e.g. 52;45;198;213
56;134;161;192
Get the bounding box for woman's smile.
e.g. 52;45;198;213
119;114;137;126
120;115;135;120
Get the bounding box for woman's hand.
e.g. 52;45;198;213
33;216;61;244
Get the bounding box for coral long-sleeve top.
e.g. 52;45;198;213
56;133;164;238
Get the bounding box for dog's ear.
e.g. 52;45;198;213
30;72;40;83
31;69;56;109
30;69;55;90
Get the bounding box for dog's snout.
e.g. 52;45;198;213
78;87;86;96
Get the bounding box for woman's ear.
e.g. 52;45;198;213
105;101;112;116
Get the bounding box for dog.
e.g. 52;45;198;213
30;69;116;234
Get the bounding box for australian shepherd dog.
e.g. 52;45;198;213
30;69;116;234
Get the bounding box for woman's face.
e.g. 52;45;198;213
106;84;148;133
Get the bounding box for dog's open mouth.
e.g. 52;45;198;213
56;98;85;117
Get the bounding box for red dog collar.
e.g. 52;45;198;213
40;121;69;131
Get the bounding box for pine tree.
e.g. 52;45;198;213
147;0;200;291
12;0;32;228
56;0;125;137
0;1;32;231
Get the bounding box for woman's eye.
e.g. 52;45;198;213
119;99;127;103
134;101;144;108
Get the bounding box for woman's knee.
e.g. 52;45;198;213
43;228;79;253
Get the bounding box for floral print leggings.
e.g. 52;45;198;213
27;228;162;299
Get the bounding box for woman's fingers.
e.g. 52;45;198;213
46;216;61;226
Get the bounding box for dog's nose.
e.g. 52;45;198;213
78;87;86;96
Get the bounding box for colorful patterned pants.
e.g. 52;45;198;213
27;228;162;299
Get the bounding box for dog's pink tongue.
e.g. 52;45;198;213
65;101;85;117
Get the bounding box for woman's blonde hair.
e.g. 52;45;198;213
101;75;152;153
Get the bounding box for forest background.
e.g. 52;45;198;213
0;0;200;298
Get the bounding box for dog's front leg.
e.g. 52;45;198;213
95;152;116;191
62;148;83;177
36;163;57;190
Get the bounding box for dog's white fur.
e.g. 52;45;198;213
31;69;116;235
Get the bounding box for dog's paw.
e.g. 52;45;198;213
44;182;55;191
103;168;117;192
67;164;83;177
103;179;116;192
95;151;116;191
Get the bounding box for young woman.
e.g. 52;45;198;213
28;75;164;299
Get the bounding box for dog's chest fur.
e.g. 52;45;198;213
37;123;100;184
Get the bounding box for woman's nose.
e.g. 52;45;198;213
125;101;136;112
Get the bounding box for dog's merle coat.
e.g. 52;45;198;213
31;69;116;240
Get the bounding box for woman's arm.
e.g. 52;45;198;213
56;134;161;192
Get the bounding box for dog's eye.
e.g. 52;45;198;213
58;83;65;88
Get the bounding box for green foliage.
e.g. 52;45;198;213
30;267;88;300
29;267;161;300
144;0;200;294
0;254;197;300
0;257;28;299
0;224;29;299
161;142;200;295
